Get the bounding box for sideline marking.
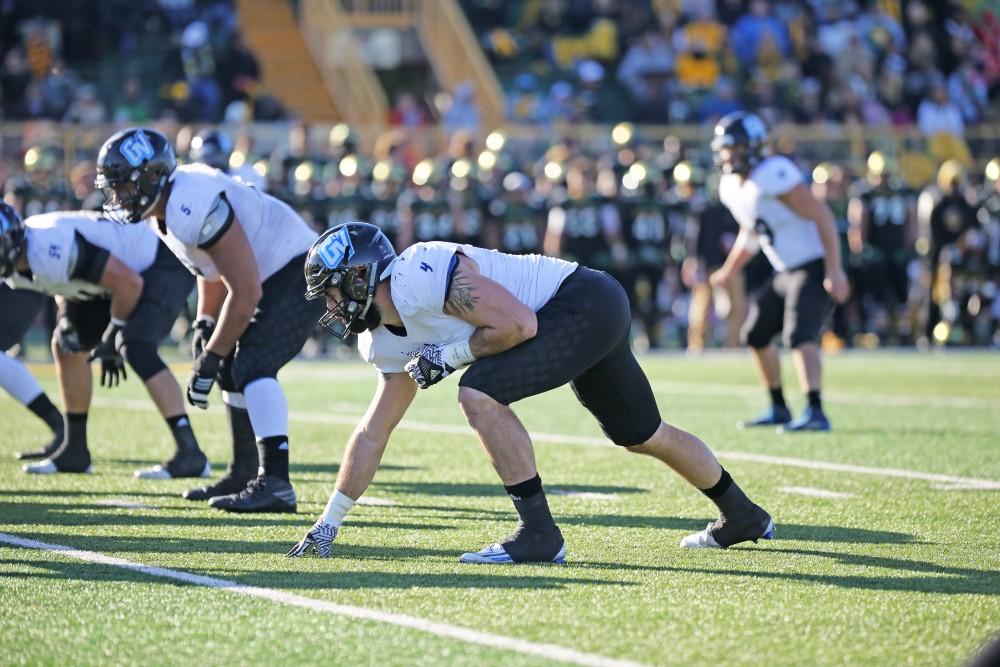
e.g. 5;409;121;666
776;486;854;500
0;532;647;667
28;397;1000;492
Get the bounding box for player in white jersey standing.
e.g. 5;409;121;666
709;112;850;432
95;128;322;513
0;203;209;476
286;222;774;562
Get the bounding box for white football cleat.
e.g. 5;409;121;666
680;518;776;549
23;459;92;475
134;460;211;480
459;541;567;564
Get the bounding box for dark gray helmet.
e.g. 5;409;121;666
304;222;396;339
711;111;769;175
189;129;233;171
95;127;176;223
0;201;25;278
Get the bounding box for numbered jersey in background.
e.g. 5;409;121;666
361;189;402;251
719;155;825;272
490;197;545;255
856;182;913;255
400;188;454;244
548;192;615;269
620;193;672;269
154;163;318;281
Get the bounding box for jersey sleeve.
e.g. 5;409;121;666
28;224;77;285
753;156;804;198
391;243;459;318
165;176;222;246
68;231;111;284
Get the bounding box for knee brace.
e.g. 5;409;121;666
120;340;167;381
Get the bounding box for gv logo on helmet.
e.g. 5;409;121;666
119;130;155;167
317;226;355;269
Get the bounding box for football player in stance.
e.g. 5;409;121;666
0;203;208;477
709;112;849;432
287;222;774;562
0;283;63;460
96;128;321;512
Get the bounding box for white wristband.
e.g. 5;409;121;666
110;317;128;328
442;340;476;370
195;315;216;327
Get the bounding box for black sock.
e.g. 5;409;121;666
769;386;786;409
807;390;822;410
226;404;259;478
257;436;289;481
503;474;557;532
166;414;200;454
63;412;88;451
700;468;753;518
27;394;63;435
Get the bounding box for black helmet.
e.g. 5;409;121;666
711;111;769;175
189;128;233;171
304;222;396;339
0;201;26;279
95;127;176;223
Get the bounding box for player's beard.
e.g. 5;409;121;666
349;300;381;333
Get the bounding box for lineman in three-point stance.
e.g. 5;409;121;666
96;127;321;512
287;222;774;562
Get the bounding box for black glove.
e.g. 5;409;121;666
54;316;86;354
191;316;215;360
405;344;455;389
88;319;127;387
186;350;222;409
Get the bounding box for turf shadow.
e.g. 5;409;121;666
2;557;633;591
371;481;647;497
553;514;919;544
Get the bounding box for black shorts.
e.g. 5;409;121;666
741;258;832;349
0;284;47;351
60;243;195;350
459;267;662;447
867;254;909;307
218;254;324;392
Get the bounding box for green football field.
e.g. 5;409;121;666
1;351;998;667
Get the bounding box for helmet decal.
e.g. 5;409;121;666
120;130;155;167
316;225;355;269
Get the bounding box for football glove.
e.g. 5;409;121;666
186;350;222;409
88;319;127;387
54;316;86;354
286;520;339;558
405;344;455;389
190;316;215;360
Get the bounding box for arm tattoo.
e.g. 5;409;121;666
444;271;479;316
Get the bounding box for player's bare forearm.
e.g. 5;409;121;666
444;255;537;358
336;373;416;498
203;223;262;356
196;276;227;320
98;255;143;322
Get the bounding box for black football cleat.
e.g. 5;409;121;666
22;443;92;475
135;449;211;479
738;405;792;429
680;504;775;549
183;470;255;501
16;432;64;461
208;476;297;513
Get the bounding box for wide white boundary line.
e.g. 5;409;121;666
0;532;647;667
86;398;1000;491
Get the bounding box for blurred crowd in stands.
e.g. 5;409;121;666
0;0;999;351
0;0;282;125
2;121;998;351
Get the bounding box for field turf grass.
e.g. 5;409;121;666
1;351;998;666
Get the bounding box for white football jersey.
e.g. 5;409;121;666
359;242;577;374
718;155;825;271
6;211;159;300
153;163;317;281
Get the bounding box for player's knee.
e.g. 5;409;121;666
120;339;167;381
744;326;771;349
458;387;503;425
786;330;816;349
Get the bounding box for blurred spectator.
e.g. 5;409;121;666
389;92;429;128
217;33;261;106
917;80;965;138
537;80;579;124
441;82;482;135
947;60;988;124
63;84;107;126
617;29;674;121
730;0;789;68
113;76;151;123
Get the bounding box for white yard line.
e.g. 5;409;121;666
0;532;647;667
93;499;156;510
48;397;1000;492
776;486;855;499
